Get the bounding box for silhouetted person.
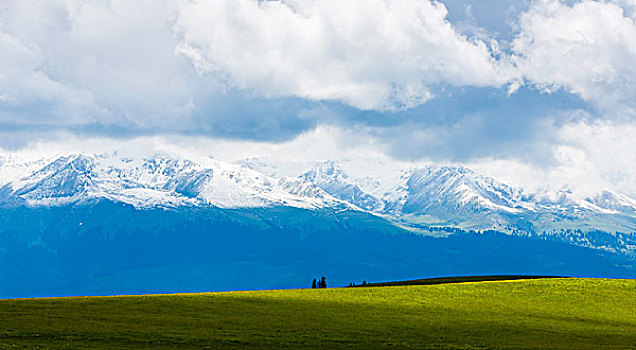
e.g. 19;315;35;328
320;276;327;289
362;280;367;286
312;278;317;289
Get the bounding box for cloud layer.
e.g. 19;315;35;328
0;0;634;196
175;0;513;110
1;0;633;126
0;0;198;130
512;0;636;116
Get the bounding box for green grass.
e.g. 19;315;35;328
0;278;634;349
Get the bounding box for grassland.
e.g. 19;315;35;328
0;278;634;349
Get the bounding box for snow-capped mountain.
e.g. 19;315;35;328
380;165;527;225
1;153;635;240
299;161;383;211
299;161;635;222
0;152;635;298
0;154;346;210
295;161;528;226
295;161;636;256
587;190;636;214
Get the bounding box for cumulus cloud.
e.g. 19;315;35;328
512;0;636;116
0;0;634;199
1;0;633;128
174;0;513;110
0;0;198;130
0;23;99;125
469;120;636;198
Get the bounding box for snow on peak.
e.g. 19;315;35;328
300;161;383;211
1;153;634;230
0;153;346;210
393;164;523;215
585;189;636;213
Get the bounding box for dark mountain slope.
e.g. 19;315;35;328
1;201;633;298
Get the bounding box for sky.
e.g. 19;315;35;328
0;0;635;197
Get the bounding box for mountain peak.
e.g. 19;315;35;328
406;165;518;207
300;161;382;211
0;153;347;210
302;161;348;181
0;153;634;238
587;189;636;213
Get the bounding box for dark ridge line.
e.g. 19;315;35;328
346;275;568;288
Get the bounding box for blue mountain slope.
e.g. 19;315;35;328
0;201;633;298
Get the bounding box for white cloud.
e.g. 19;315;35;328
0;25;99;125
0;0;634;200
0;0;199;129
512;0;636;116
469;120;636;198
174;0;513;110
3;0;633;125
1;0;633;124
4;120;635;198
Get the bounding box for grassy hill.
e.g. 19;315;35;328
0;278;634;349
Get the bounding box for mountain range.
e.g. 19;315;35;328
0;153;634;297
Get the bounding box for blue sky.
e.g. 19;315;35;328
0;0;634;195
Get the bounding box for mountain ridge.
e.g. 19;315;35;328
1;152;635;257
1;153;635;298
0;153;348;210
